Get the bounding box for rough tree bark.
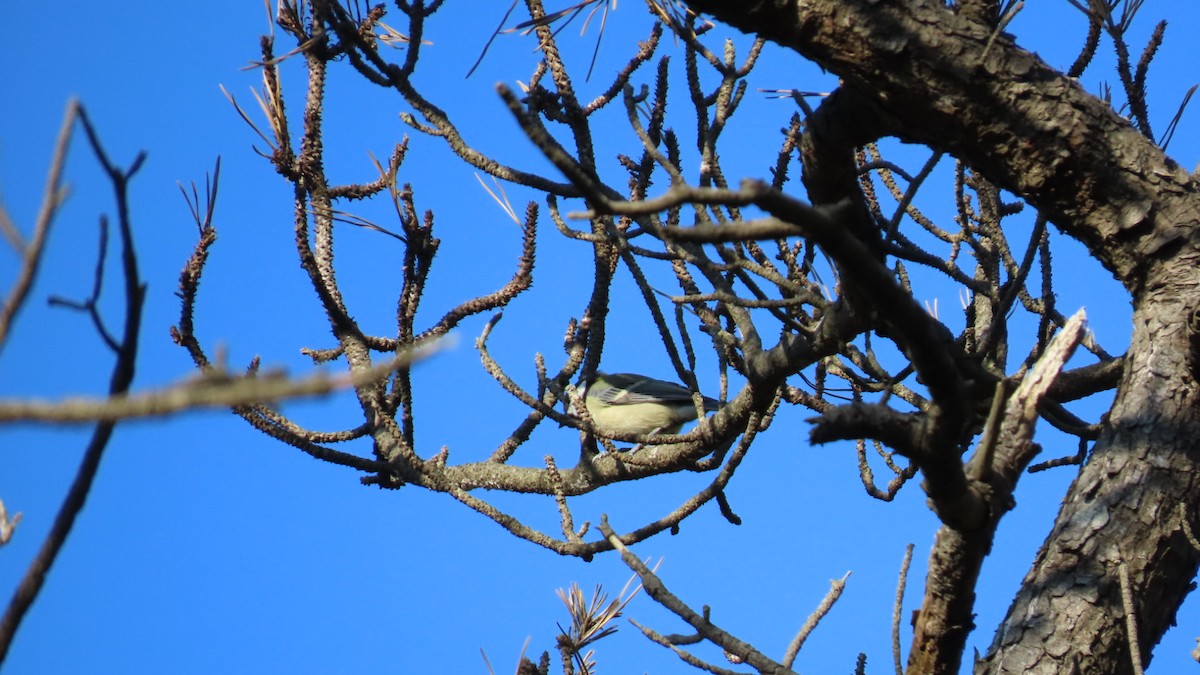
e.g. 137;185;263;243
679;1;1200;673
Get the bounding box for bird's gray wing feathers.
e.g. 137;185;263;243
593;373;719;409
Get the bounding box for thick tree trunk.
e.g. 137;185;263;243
980;261;1200;673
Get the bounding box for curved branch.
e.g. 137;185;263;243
681;0;1200;290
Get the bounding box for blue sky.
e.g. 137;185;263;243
2;1;1199;673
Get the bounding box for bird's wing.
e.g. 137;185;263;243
593;373;700;405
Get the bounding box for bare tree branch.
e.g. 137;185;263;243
0;101;78;352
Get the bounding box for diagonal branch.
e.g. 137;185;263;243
0;101;78;352
599;516;797;674
907;309;1086;675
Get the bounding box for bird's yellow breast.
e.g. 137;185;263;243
585;400;695;436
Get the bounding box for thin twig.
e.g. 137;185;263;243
1117;557;1145;675
893;544;914;675
0;101;78;351
0;500;21;547
598;516;796;674
782;571;851;668
0;345;443;424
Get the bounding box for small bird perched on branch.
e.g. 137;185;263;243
583;372;720;436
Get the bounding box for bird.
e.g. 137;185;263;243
583;372;720;436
